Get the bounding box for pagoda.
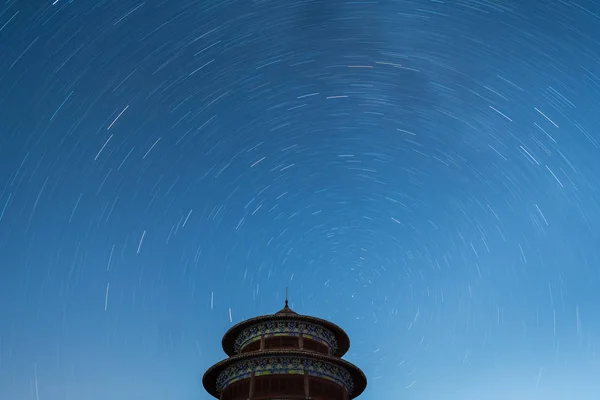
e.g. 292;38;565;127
202;298;367;400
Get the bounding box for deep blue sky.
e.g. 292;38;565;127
1;0;600;399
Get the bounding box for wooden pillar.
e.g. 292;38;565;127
299;333;304;349
249;372;255;399
260;335;265;350
304;371;310;399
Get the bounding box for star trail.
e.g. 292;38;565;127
1;0;600;399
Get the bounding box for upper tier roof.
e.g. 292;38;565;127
274;300;298;315
221;301;351;357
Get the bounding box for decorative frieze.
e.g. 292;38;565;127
234;321;338;354
216;356;353;393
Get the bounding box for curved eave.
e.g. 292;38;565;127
221;314;351;357
202;349;367;399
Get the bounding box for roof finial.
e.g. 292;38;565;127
285;287;289;307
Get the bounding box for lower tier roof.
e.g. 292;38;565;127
202;349;367;399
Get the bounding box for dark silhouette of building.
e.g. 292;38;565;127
203;299;367;400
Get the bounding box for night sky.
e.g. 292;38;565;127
1;0;600;399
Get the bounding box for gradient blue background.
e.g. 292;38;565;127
1;0;600;399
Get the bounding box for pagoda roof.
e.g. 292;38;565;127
221;302;351;357
274;301;298;315
202;348;367;399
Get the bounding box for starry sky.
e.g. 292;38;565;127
1;0;600;399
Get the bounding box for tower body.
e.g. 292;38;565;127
203;302;367;400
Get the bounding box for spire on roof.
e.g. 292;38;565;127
275;287;297;315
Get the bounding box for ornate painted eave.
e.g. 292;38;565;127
234;319;339;354
202;349;367;399
221;312;351;357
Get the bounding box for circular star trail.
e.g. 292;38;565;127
1;0;599;399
